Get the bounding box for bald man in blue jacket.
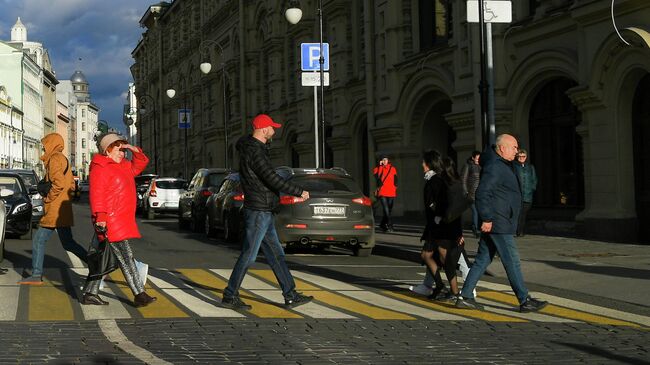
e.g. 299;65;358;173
455;134;548;313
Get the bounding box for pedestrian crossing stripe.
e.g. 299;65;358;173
0;267;649;327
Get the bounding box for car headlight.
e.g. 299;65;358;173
12;202;30;214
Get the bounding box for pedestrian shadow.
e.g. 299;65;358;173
530;259;650;280
551;341;650;365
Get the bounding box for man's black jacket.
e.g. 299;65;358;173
236;135;303;211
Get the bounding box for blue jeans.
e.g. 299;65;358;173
379;197;394;229
32;226;88;278
460;233;529;304
224;209;297;300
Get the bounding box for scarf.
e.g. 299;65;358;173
424;170;435;181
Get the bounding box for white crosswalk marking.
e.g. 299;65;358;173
210;269;276;289
475;297;577;323
70;269;131;320
293;271;363;291
251;290;357;319
0;268;21;321
148;274;244;318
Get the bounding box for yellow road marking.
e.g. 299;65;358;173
29;285;74;321
109;271;189;318
479;291;640;327
250;269;414;320
178;269;301;319
386;291;528;323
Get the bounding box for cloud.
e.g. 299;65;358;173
0;0;153;132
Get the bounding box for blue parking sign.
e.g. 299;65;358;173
178;109;191;129
301;43;330;71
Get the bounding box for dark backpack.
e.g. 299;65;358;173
443;180;472;223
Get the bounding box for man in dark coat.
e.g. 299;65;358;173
455;134;547;313
222;114;313;310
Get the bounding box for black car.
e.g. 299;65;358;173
0;169;43;225
135;174;157;211
204;172;244;241
0;172;34;240
178;168;229;231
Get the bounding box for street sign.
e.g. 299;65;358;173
301;72;330;87
178;108;191;129
301;43;330;71
467;0;512;23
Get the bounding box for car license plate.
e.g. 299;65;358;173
313;206;345;216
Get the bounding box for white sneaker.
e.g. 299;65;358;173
409;284;434;296
473;289;478;298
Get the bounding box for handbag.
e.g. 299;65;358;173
443;180;473;223
37;159;69;197
86;227;119;280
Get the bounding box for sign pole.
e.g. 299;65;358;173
486;22;496;146
478;0;489;150
313;84;320;167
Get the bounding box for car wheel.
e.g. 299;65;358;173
147;206;156;220
20;226;33;240
353;247;372;257
224;214;238;242
178;210;189;230
190;210;203;233
204;213;215;237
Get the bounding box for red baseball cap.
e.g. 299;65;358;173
252;114;282;129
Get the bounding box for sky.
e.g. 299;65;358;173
0;0;156;134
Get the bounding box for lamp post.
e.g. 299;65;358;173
136;93;159;175
286;0;327;168
166;88;189;180
199;39;230;169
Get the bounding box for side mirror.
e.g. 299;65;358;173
0;188;14;198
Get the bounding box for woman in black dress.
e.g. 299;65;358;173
420;151;464;299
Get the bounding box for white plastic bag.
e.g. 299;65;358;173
135;259;149;286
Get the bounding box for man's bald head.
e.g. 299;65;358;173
495;134;519;161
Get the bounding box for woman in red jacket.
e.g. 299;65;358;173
80;133;157;307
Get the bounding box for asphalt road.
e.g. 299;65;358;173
0;200;648;364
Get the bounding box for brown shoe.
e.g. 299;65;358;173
134;292;157;307
81;293;109;306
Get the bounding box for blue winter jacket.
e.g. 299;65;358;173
475;148;522;234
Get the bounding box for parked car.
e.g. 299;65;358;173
204;172;245;241
0;191;7;262
135;174;157;211
274;167;375;256
142;177;186;219
0;172;33;240
0;169;43;225
178;168;230;231
78;181;90;193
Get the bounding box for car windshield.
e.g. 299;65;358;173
206;173;225;187
156;180;185;189
19;173;38;187
290;175;360;194
0;176;22;194
135;176;154;187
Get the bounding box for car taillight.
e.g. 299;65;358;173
352;196;372;206
150;181;157;197
232;193;245;201
354;224;372;229
285;224;307;229
280;196;306;205
201;190;213;197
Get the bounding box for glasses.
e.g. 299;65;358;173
517;155;527;158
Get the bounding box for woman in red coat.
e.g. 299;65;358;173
80;133;157;307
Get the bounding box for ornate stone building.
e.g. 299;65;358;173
131;0;650;242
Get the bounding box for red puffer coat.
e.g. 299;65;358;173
89;148;149;242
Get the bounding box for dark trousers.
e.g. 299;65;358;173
379;197;394;229
517;202;532;236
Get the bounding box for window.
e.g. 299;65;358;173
82;109;85;118
82;122;86;131
419;0;453;50
82;138;86;148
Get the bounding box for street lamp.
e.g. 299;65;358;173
286;0;327;168
137;93;159;175
199;39;230;169
166;87;188;180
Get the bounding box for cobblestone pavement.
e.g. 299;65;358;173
1;319;648;364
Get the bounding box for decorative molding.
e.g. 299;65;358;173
566;85;605;112
370;126;403;144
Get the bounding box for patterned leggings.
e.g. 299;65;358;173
83;240;144;296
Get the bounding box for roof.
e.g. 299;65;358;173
70;70;87;84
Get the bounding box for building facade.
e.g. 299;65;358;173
57;80;78;172
131;0;650;242
69;71;99;180
0;85;24;169
123;82;139;146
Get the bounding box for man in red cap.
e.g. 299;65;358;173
222;114;313;310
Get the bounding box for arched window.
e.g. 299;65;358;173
419;0;453;50
528;78;584;209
